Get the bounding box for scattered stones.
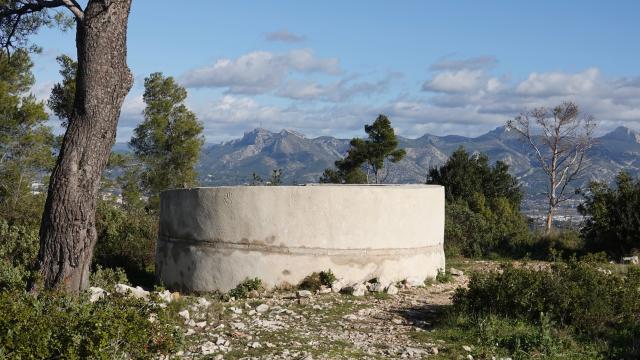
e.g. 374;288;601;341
196;297;211;308
297;290;313;298
368;282;385;292
178;310;190;320
201;341;217;355
256;303;269;313
88;287;107;302
450;268;464;276
386;284;399;295
231;322;246;330
404;277;424;288
157;290;172;303
114;284;149;300
349;283;368;297
331;279;345;293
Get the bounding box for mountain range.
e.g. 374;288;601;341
196;126;640;198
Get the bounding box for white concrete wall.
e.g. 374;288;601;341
156;185;445;292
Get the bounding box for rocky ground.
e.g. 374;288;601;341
151;264;480;360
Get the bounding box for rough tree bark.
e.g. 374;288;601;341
34;0;133;293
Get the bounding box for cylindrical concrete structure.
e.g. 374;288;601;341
156;185;445;292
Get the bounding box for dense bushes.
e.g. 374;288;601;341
0;219;39;291
452;261;640;358
94;199;158;286
580;171;640;258
0;291;183;358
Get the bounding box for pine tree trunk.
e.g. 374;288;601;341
34;0;133;293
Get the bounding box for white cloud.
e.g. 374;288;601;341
180;49;340;94
430;56;497;71
515;68;599;96
264;29;306;43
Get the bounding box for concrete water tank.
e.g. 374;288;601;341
156;185;445;292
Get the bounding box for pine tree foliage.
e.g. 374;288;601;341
130;72;204;208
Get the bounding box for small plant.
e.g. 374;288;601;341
228;277;262;299
436;268;453;283
298;273;322;291
299;269;336;291
89;265;129;291
319;269;337;287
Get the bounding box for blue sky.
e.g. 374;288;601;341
29;1;640;142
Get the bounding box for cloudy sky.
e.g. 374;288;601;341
29;1;640;143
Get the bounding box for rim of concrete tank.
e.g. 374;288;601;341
161;184;443;193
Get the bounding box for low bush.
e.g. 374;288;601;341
436;268;453;283
227;278;263;299
0;290;183;359
89;265;130;291
0;219;39;291
452;260;640;358
299;270;336;291
94;199;157;286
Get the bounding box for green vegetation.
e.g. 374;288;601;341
580;171;640;258
321;114;405;184
428;146;530;258
0;290;183;358
130;72;204;209
446;260;640;358
298;269;337;291
227;278;263;299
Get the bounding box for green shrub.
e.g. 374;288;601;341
580;171;640;258
319;269;337;287
0;290;183;358
94;199;157;286
89;265;129;291
0;219;39;291
452;261;640;358
228;278;262;299
299;270;336;291
436;268;453;283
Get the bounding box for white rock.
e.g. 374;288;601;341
114;284;149;300
201;341;217;355
249;342;262;348
231;322;246;330
368;282;385;292
463;345;473;352
297;290;312;298
351;283;367;297
216;336;227;346
405;277;424;287
88;287;107;302
622;256;639;265
185;328;195;336
318;286;332;294
331;279;345;293
196;297;212;308
195;321;207;328
342;314;359;321
178;310;190;320
157;290;172;303
256;303;269;313
386;284;399;295
229;306;243;314
248;310;256;316
450;267;464;276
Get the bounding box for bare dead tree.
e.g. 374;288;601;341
507;102;596;234
2;0;133;293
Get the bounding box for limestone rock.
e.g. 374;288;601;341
450;267;464;276
88;287;107;302
201;341;217;355
157;290;172;303
297;290;312;298
386;284;399;295
114;284;149;300
178;310;190;320
351;283;367;297
256;303;269;313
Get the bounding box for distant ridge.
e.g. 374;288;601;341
195;126;640;194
